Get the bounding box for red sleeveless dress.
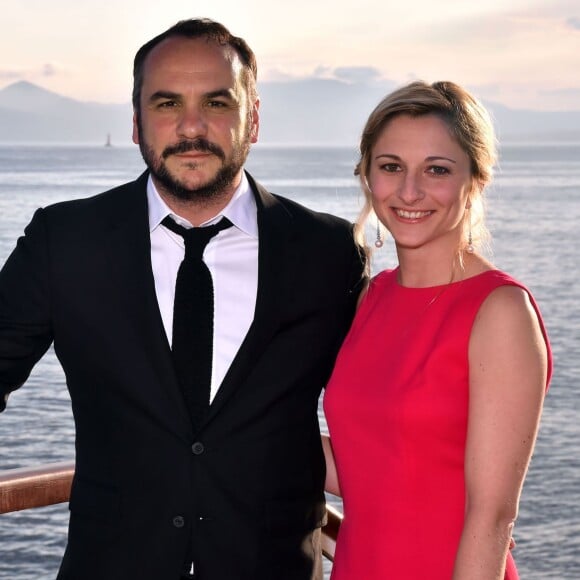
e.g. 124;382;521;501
324;269;552;580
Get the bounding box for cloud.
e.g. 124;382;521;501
262;66;334;82
540;86;580;98
313;65;333;78
0;63;63;83
0;69;25;81
566;17;580;29
312;65;384;84
466;83;503;99
260;68;295;82
333;66;382;84
263;65;385;85
41;63;57;77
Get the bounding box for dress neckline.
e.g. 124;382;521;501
389;266;499;291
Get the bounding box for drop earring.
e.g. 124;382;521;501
375;218;384;248
466;205;474;254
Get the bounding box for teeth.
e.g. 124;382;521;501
395;209;431;219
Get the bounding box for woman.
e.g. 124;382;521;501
323;81;552;579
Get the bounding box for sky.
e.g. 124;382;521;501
1;0;579;111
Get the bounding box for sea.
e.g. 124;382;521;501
0;142;578;579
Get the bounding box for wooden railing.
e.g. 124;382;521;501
321;503;342;560
0;461;342;561
0;461;74;514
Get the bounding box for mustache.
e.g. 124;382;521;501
162;139;225;161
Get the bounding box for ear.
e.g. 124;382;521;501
132;112;140;145
470;177;485;196
250;98;260;144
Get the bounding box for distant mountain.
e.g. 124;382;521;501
259;81;580;144
0;81;132;144
1;80;580;145
257;78;398;145
0;80;83;111
482;101;580;141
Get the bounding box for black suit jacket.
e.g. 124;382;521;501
0;171;365;580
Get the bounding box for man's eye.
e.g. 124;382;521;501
158;101;177;109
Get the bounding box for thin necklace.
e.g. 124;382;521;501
398;265;456;316
424;269;455;310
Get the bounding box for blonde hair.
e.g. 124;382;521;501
354;81;497;255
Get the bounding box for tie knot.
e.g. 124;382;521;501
161;216;233;259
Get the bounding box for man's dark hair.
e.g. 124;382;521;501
132;18;258;113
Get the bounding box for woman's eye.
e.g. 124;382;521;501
381;163;400;172
428;166;450;175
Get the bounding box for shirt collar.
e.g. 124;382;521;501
147;172;258;238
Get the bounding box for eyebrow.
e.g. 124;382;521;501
148;90;181;103
148;89;237;103
374;153;457;164
426;155;457;164
205;89;237;101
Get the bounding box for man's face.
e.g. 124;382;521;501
132;36;259;203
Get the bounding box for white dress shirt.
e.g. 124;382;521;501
147;173;259;402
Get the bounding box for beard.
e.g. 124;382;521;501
137;118;251;202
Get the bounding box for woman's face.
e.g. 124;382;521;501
368;113;474;254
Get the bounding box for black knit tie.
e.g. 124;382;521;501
162;215;233;430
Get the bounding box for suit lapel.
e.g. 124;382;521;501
101;172;298;434
103;173;191;436
204;174;296;424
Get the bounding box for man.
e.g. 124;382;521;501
0;19;364;580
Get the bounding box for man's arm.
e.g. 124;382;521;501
0;208;54;411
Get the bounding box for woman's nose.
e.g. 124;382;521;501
397;173;424;204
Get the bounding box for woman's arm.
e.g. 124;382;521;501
322;434;341;497
453;285;548;579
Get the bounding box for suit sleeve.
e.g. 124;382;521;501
331;226;367;353
0;208;54;411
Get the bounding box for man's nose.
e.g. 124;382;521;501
177;106;208;139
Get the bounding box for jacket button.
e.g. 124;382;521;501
172;516;185;528
191;442;205;455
